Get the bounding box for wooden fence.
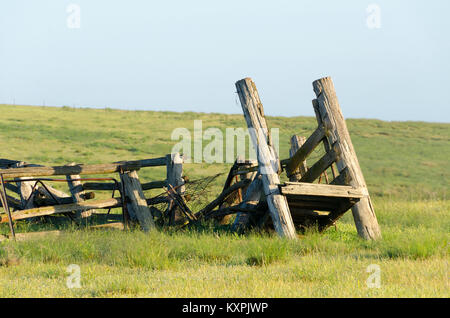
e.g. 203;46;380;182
0;76;381;241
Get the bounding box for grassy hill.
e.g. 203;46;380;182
0;104;448;297
0;105;448;198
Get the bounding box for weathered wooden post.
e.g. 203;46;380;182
236;78;297;239
120;169;155;232
66;162;93;219
312;76;381;240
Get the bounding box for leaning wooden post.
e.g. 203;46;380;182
236;78;297;239
289;135;308;182
312;76;381;240
120;169;155;232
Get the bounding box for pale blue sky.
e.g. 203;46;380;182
1;1;449;122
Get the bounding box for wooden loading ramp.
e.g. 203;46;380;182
279;182;364;231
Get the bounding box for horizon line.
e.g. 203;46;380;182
1;103;448;125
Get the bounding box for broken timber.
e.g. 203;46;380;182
236;78;297;239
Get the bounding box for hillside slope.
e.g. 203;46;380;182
0;104;448;198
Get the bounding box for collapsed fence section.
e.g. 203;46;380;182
0;154;188;239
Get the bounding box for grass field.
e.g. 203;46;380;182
0;104;448;297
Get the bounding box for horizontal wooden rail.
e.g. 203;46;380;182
0;157;167;179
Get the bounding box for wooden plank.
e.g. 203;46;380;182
299;148;337;183
236;78;297;239
284;126;325;177
313;77;381;240
120;170;155;232
0;198;121;223
280;182;364;198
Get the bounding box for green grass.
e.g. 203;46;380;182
0;104;449;297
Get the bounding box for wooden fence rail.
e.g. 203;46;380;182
0;157;167;179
